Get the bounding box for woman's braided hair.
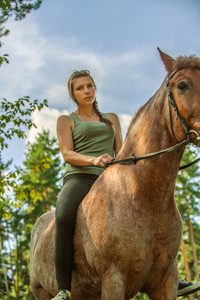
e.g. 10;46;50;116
68;70;112;127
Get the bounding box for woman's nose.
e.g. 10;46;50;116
84;87;89;93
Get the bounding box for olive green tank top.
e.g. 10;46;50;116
64;112;115;177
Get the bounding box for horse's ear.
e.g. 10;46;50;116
157;47;175;72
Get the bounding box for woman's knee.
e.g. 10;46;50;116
55;208;75;231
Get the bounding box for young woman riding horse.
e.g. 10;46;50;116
30;51;200;300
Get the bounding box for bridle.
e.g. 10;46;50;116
166;68;190;141
106;67;200;170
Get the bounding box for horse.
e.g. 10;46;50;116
30;48;200;300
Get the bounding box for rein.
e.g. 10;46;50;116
105;138;191;167
106;134;200;170
106;67;200;170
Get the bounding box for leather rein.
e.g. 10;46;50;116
106;67;200;170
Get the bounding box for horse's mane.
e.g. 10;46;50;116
172;55;200;74
125;100;151;139
125;80;166;139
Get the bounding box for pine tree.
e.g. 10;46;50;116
0;130;64;299
176;146;200;284
19;129;64;225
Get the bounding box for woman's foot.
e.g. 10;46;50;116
52;290;71;300
177;277;200;297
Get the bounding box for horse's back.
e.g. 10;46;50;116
30;210;57;298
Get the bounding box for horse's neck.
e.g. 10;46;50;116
119;96;167;157
118;91;185;196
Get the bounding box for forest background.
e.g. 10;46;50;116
0;1;200;300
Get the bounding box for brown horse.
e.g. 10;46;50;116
30;49;200;300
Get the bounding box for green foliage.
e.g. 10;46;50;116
0;0;42;37
17;130;63;217
0;0;49;298
0;41;9;66
176;146;200;224
0;130;63;299
0;97;48;218
0;97;48;150
176;146;200;282
134;293;150;299
0;0;11;10
0;0;10;38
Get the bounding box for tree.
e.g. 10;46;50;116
19;130;64;217
0;1;57;298
0;130;64;299
0;97;48;218
0;0;46;218
176;146;200;289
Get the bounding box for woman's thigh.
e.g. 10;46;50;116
55;175;97;228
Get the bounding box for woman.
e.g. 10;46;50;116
52;70;123;300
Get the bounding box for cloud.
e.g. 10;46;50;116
1;18;47;99
26;106;69;144
119;113;132;137
1;15;156;114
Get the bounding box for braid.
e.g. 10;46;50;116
93;99;112;128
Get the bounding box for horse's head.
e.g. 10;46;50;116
158;48;200;145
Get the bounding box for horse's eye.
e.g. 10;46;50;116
177;81;188;92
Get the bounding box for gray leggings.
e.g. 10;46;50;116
54;173;98;291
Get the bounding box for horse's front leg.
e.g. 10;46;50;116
147;264;179;300
31;285;53;300
101;266;125;300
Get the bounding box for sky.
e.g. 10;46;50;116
1;0;200;167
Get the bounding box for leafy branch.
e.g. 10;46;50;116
0;96;49;218
0;157;51;218
0;0;42;37
0;96;48;150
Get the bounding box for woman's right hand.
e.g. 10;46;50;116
93;154;114;168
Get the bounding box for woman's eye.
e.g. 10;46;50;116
177;81;188;92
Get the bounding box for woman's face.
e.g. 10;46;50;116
72;76;96;106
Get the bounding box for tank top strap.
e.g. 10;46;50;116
70;112;82;126
70;112;107;124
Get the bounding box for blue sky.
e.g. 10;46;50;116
1;0;200;167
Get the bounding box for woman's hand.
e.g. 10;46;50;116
93;154;114;168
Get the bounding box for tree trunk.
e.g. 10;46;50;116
188;216;200;281
181;239;192;282
15;231;19;299
45;188;50;211
6;220;17;297
180;239;194;300
0;231;10;299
